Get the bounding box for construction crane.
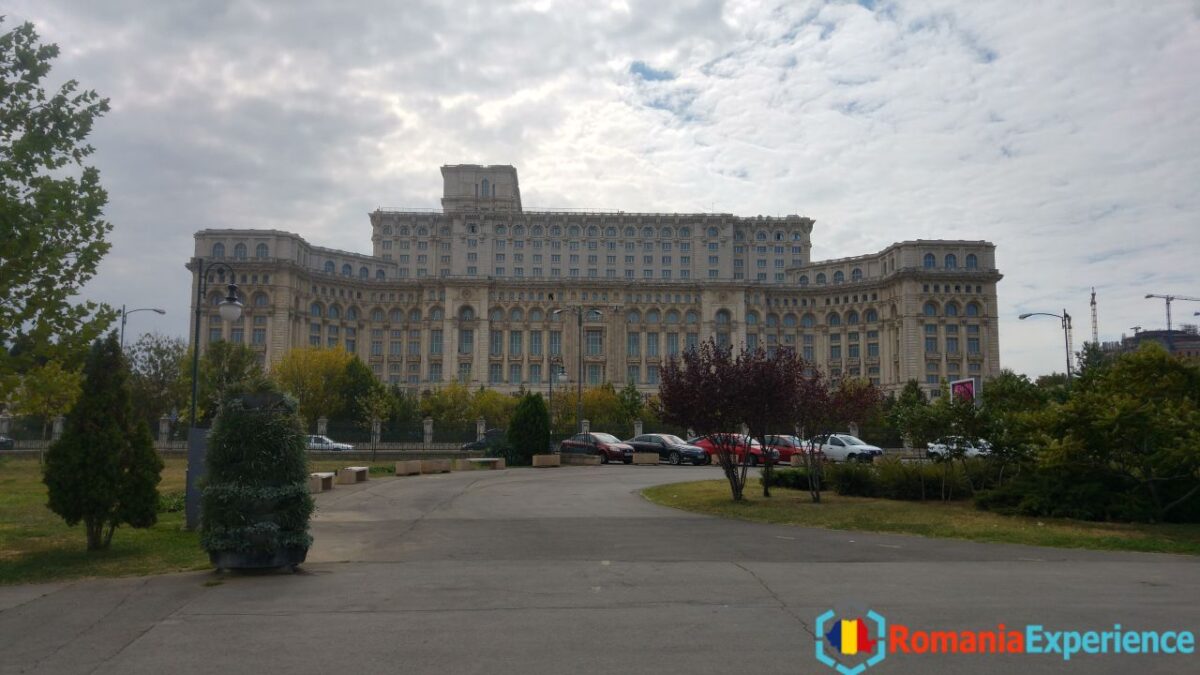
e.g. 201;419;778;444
1090;287;1099;345
1145;293;1200;350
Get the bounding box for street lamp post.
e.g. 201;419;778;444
185;258;243;529
119;305;166;348
1019;309;1073;383
552;306;600;434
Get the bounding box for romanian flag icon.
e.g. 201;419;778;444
825;617;878;656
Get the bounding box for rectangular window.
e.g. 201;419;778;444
646;332;659;358
430;329;443;355
390;341;402;356
371;340;383;356
459;329;474;355
747;334;758;350
509;363;522;384
968;337;981;354
489;363;502;384
946;337;959;354
867;343;879;357
458;362;471;383
925;337;938;353
587;363;602;385
586;329;603;356
490;330;503;356
429;362;442;382
229;326;243;343
527;363;541;383
667;332;679;356
627;332;641;357
627;365;640;384
252;328;266;345
647;365;660;385
848;344;859;358
509;331;523;356
830;345;841;359
550;330;562;356
530;331;543;356
686;332;698;350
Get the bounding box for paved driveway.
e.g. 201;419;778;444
1;466;1196;674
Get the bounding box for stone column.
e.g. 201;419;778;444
581;418;590;434
317;416;328;436
159;416;171;443
371;418;382;445
633;419;643;437
52;416;65;441
476;417;486;440
848;422;859;438
0;414;11;435
423;416;433;448
687;427;695;440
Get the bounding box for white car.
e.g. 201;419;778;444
306;435;353;451
812;433;884;462
926;437;991;459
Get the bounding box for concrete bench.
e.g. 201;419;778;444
336;466;369;485
560;454;600;466
308;472;335;492
420;459;451;474
454;457;506;471
532;454;561;468
395;460;422;476
631;453;659;465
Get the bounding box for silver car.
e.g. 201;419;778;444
306;435;353;451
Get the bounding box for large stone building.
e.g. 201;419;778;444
189;164;1002;397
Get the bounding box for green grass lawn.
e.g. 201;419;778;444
0;456;209;585
643;480;1200;556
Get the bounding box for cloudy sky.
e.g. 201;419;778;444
8;0;1200;376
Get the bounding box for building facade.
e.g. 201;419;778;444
188;164;1002;397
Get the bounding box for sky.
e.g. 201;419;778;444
7;0;1200;377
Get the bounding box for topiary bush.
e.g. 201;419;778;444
200;384;314;568
505;393;549;466
827;462;880;497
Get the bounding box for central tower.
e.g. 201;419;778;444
440;164;522;213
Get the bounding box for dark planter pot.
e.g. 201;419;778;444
209;546;308;571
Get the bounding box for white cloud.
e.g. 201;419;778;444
7;0;1199;376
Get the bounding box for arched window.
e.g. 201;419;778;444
359;266;369;279
923;253;936;269
547;225;559;237
341;263;352;277
685;310;699;324
481;178;489;196
816;273;827;285
715;310;731;325
734;230;745;241
429;307;444;321
966;254;978;269
846;310;860;325
627;310;641;324
945;302;959;317
587;226;598;237
864;308;878;323
775;231;785;241
945;254;957;269
827;312;841;327
495;225;507;236
409;309;422;322
417;227;429;236
646;309;661;324
966;302;981;317
232;243;247;259
679;227;691;237
568;225;580;237
532;226;544;237
640;226;652;238
346;307;359;321
399;226;410;236
324;260;335;274
798;275;809;286
851;268;862;281
212;242;225;258
792;232;803;241
253;292;269;307
529;308;544;322
755;230;767;241
371;308;384;322
513;225;524;237
256;243;268;258
310;303;322;317
328;305;341;320
625;227;636;237
801;314;816;328
707;226;719;238
661;227;673;238
746;312;759;326
833;271;845;284
766;313;779;327
459;306;475;321
665;309;680;324
376;269;386;280
783;313;797;327
923;301;938;317
389;309;403;323
382;225;392;235
509;308;524;322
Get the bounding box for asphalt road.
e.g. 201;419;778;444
1;465;1196;675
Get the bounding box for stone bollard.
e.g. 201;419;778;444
476;416;486;441
633;419;643;437
52;416;65;441
581;418;590;434
159;415;171;443
317;416;328;436
0;414;11;435
371;418;381;446
848;421;859;438
423;417;433;448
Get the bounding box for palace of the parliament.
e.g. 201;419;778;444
189;164;1002;397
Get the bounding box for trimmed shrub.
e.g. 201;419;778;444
875;458;972;501
974;465;1153;521
828;462;880;497
761;468;823;491
504;393;549;466
200;385;314;557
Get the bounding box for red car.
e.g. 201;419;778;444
559;432;634;464
688;434;779;466
762;435;821;463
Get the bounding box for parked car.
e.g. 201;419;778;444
461;428;506;452
927;437;992;459
559;432;634;464
811;433;883;462
306;435;353;451
761;435;824;463
689;434;778;466
0;434;13;450
624;433;709;465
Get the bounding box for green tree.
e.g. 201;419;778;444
271;347;353;429
186;341;266;424
507;393;550;465
470;387;518;428
127;332;188;432
43;334;162;550
582;383;625;432
617;382;644;427
338;357;379;425
14;360;81;444
889;380;931;449
0;20;116;398
420;382;473;426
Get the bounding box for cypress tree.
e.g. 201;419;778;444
43;333;163;551
507;393;550;466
